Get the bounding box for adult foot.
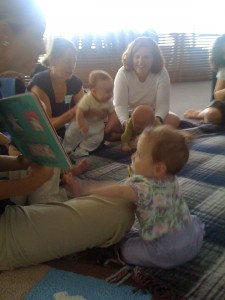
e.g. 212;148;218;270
183;109;201;119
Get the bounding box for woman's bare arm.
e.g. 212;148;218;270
0;163;53;200
0;155;29;171
214;79;225;100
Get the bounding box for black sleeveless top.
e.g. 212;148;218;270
27;70;83;138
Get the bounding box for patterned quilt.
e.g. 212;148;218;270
80;133;225;300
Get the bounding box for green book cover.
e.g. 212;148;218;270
0;93;72;170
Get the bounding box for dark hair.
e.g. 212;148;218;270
122;36;164;73
210;34;225;72
88;70;113;89
142;125;191;175
42;38;77;67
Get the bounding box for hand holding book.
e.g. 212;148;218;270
0;93;72;169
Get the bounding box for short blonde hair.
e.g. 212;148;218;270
141;125;191;175
122;36;164;73
88;70;113;89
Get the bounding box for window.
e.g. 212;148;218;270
37;0;223;37
36;0;222;83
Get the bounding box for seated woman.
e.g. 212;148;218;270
26;37;88;173
113;36;180;132
0;0;134;271
27;37;84;139
184;34;225;125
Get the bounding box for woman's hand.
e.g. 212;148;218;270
0;163;54;200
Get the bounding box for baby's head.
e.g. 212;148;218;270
131;105;154;133
131;125;191;178
89;70;113;103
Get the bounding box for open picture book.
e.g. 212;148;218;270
0;93;72;169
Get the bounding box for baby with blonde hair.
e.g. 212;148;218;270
63;70;116;158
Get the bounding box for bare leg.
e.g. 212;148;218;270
183;109;202;119
203;107;222;124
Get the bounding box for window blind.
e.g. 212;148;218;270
72;32;219;87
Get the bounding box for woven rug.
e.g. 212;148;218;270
78;132;225;300
1;130;225;300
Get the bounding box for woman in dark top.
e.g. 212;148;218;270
27;37;84;139
26;38;87;174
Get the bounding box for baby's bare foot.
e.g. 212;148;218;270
61;172;82;197
71;159;89;176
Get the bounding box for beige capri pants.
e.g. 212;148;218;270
0;195;134;270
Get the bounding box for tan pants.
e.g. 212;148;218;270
0;195;134;270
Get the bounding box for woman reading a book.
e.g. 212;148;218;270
27;37;84;140
0;0;134;270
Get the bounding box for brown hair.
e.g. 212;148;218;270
42;38;77;67
142;125;191;175
122;36;164;73
88;70;113;89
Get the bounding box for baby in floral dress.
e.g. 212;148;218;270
62;125;204;268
